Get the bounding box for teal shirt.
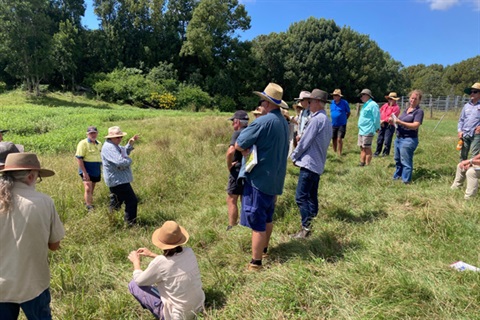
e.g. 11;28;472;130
236;109;289;195
358;99;380;135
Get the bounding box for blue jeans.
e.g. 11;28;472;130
128;281;164;320
0;288;52;320
393;137;419;183
295;168;320;229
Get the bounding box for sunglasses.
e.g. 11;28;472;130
471;90;479;94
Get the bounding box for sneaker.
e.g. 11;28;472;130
450;184;461;190
373;153;379;157
246;263;263;272
86;205;94;212
358;162;365;167
290;228;311;239
226;225;234;231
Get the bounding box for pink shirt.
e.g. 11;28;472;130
379;103;400;123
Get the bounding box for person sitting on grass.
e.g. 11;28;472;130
450;153;480;200
127;221;205;320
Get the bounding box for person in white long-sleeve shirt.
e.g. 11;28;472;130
128;221;205;320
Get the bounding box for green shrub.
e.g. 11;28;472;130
0;81;6;93
176;84;212;112
213;95;236;112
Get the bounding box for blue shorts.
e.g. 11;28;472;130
240;180;276;232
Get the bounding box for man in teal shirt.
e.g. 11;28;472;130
357;89;380;166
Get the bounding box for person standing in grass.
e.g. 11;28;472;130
357;89;380;166
290;89;332;239
235;83;289;271
75;126;102;212
127;221;205;320
450;153;480;200
391;89;424;184
374;92;401;157
329;89;350;156
226;110;249;231
295;90;311;143
0;153;65;320
457;82;480;161
101;126;140;226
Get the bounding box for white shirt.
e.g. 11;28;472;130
133;248;205;320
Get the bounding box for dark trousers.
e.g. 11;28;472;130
109;183;138;224
375;123;396;155
0;288;52;320
295;167;320;229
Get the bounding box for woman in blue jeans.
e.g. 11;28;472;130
391;90;424;183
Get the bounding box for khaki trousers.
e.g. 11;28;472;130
452;164;480;199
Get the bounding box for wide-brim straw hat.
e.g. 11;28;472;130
105;126;127;139
294;90;311;101
253;83;289;109
464;82;480;95
358;89;374;99
385;92;400;100
0;152;55;177
309;89;329;103
152;221;190;250
331;89;343;97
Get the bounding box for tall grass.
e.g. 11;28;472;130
2;92;478;319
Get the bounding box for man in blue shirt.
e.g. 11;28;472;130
357;89;380;166
235;83;289;271
457;82;480;161
291;89;332;239
101;126;140;226
329;89;350;156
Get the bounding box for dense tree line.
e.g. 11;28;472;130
0;0;477;107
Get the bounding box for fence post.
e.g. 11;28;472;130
446;95;449;112
429;95;433;119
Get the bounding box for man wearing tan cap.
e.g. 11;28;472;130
329;89;350;156
457;82;480;161
295;90;311;142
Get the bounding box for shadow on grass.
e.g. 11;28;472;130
413;165;455;182
204;287;227;310
26;95;113;109
271;231;362;264
327;207;388;224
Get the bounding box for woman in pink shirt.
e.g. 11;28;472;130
374;92;401;157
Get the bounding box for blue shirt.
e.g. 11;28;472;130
330;99;350;127
101;140;134;187
358;99;380;135
236;109;289;195
458;100;480;138
291;110;332;175
397;106;424;138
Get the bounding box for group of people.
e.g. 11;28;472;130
0;82;478;320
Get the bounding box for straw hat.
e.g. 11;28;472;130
385;92;400;101
294;91;311;101
252;106;266;115
358;89;374;99
152;221;190;250
254;83;289;109
0;152;55;177
105;126;127;139
308;89;328;103
331;89;343;97
464;82;480;95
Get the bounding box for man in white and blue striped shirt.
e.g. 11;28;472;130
290;89;332;239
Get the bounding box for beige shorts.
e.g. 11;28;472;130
357;134;374;148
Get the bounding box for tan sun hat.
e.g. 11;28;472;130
385;92;400;101
152;221;190;250
253;83;289;109
308;89;329;103
105;126;127;139
294;90;311;101
0;152;55;177
358;88;374;99
252;106;266;115
464;82;480;95
331;89;343;97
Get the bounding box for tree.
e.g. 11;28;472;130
0;0;56;94
52;19;80;90
443;56;480;95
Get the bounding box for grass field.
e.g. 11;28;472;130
1;91;478;319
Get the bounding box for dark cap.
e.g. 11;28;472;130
0;142;23;166
87;126;98;133
228;110;249;121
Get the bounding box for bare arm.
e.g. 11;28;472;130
76;157;89;181
226;146;236;171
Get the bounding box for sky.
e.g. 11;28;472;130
81;0;480;67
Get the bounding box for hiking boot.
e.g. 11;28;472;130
290;228;311;239
246;263;263;272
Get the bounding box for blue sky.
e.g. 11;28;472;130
82;0;480;67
